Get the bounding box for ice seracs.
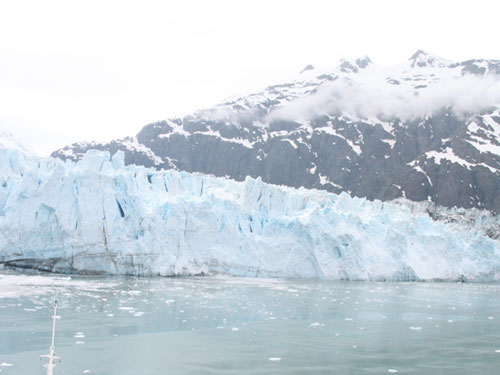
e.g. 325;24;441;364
1;147;499;280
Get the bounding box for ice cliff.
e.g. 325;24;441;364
0;148;499;281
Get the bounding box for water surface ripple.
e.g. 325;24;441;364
0;271;499;374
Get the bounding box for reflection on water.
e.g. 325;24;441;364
0;271;499;374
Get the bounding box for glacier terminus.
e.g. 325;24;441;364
0;146;498;281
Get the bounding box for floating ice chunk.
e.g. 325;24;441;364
268;357;281;362
409;326;422;330
388;369;398;373
0;363;13;367
309;322;325;327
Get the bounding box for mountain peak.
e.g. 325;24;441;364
409;49;430;60
338;56;373;73
299;64;315;74
409;50;450;68
355;56;372;69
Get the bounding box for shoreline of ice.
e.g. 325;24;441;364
0;148;499;281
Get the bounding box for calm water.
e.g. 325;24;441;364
0;271;499;374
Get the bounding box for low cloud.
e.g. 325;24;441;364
268;74;500;122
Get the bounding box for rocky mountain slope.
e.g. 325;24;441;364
52;51;500;213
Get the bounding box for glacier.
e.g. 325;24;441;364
0;147;499;281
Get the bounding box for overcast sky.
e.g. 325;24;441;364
1;0;500;155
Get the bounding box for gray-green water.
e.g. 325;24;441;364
0;271;499;374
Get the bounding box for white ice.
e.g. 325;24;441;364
0;148;499;281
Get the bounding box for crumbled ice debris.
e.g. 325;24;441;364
0;274;115;299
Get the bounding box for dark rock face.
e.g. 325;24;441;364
52;52;500;213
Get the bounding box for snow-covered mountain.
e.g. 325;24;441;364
0;129;31;155
53;51;500;212
1;147;499;280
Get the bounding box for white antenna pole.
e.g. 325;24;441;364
41;300;61;375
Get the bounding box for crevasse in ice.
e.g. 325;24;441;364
0;148;498;280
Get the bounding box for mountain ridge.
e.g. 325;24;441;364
52;51;500;213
